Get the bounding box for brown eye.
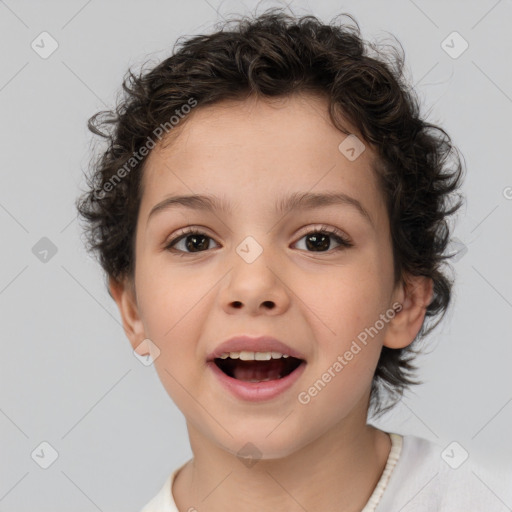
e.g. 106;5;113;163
165;229;219;253
294;226;352;253
164;225;352;255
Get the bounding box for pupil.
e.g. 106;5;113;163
306;233;329;251
186;234;209;252
183;233;332;252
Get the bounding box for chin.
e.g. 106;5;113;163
214;426;313;464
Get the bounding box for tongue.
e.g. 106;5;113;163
232;360;285;382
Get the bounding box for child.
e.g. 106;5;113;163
76;8;511;511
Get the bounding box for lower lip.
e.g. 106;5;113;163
207;360;307;402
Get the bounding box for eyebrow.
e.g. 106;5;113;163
147;191;374;227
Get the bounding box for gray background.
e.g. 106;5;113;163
1;0;511;510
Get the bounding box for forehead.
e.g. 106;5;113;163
139;93;383;216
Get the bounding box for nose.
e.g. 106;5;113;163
219;243;291;316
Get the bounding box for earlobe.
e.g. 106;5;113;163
109;276;148;354
383;275;433;350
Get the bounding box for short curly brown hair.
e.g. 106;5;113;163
76;8;464;418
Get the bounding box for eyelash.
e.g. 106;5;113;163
164;225;353;255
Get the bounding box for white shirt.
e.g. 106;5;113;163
140;433;512;511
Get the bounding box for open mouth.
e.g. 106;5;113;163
214;356;305;382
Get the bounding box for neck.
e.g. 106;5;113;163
173;420;391;512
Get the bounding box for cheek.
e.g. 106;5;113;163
135;263;208;369
136;254;203;335
297;244;395;380
137;272;212;413
301;252;393;335
297;277;389;417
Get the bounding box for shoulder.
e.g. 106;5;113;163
376;433;512;511
139;471;177;512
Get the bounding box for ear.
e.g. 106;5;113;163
109;276;149;356
383;274;434;349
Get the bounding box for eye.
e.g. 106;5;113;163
164;227;220;254
164;224;353;255
293;225;353;253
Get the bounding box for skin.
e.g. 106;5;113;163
110;92;433;512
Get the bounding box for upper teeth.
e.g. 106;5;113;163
218;351;290;360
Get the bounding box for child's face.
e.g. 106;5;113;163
117;93;415;458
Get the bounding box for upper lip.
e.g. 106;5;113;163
206;336;306;361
